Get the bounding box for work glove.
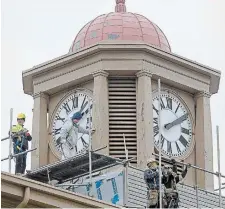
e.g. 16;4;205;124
61;138;66;144
168;168;172;175
171;171;177;177
171;158;176;165
187;163;191;168
91;128;96;135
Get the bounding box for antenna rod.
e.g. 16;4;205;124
216;126;222;208
158;79;162;209
88;96;92;197
123;133;128;161
9;108;13;173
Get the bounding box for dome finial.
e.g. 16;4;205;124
115;0;127;13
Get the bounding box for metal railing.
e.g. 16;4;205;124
1;108;36;173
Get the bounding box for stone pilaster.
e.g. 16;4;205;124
194;91;214;191
32;92;49;169
136;69;154;169
92;70;109;155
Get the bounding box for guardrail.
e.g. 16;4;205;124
1;108;36;174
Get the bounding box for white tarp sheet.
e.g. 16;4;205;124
72;169;124;205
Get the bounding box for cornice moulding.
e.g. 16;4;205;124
194;91;212;99
92;70;109;78
136;69;153;78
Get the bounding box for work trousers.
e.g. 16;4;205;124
15;152;27;174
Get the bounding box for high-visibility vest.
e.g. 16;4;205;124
11;124;27;152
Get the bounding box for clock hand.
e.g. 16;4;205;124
164;113;188;130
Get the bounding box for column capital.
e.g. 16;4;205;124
33;92;49;100
136;69;153;78
92;70;109;78
194;91;212;99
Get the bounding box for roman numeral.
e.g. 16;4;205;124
153;105;159;115
160;98;165;109
181;127;190;135
72;97;78;109
167;141;172;154
63;102;71;114
80;102;88;113
153;125;159;137
81;137;88;147
54;127;61;135
175;142;181;153
56;115;65;123
81;95;86;107
82;104;93;116
56;144;61;150
179;135;188;147
175;103;180;113
56;137;61;146
86;117;92;129
87;117;93;124
160;135;165;148
153;117;158;124
166;97;172;110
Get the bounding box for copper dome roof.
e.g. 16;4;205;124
69;0;171;53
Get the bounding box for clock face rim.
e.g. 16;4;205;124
49;88;93;160
152;88;195;160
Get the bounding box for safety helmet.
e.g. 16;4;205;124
72;112;82;120
17;113;26;119
147;158;157;165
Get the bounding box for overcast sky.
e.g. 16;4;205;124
1;0;225;194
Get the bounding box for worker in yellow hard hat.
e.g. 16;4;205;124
10;113;32;175
144;158;160;208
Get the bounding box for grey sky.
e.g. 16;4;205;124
1;0;225;194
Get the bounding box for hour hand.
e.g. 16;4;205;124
164;113;188;130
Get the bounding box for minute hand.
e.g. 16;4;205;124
165;113;188;130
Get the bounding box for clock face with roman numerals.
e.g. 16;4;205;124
51;89;93;159
152;90;193;158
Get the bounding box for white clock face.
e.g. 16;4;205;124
152;90;193;158
51;90;93;158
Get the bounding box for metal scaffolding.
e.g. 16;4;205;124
1;97;224;208
50;149;225;208
1;108;36;173
158;78;163;209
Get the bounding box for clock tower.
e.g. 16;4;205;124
22;0;220;191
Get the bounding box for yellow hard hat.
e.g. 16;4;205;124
17;113;26;119
147;158;157;165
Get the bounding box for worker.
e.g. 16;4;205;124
60;111;95;159
144;158;160;208
161;159;189;208
10;113;32;175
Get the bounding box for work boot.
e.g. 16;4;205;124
26;170;31;173
16;173;22;176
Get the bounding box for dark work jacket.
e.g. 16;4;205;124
162;164;188;189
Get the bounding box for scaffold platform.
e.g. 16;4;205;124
24;152;122;183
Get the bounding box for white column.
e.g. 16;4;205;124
92;70;109;155
136;69;154;169
32;92;49;169
195;91;214;190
